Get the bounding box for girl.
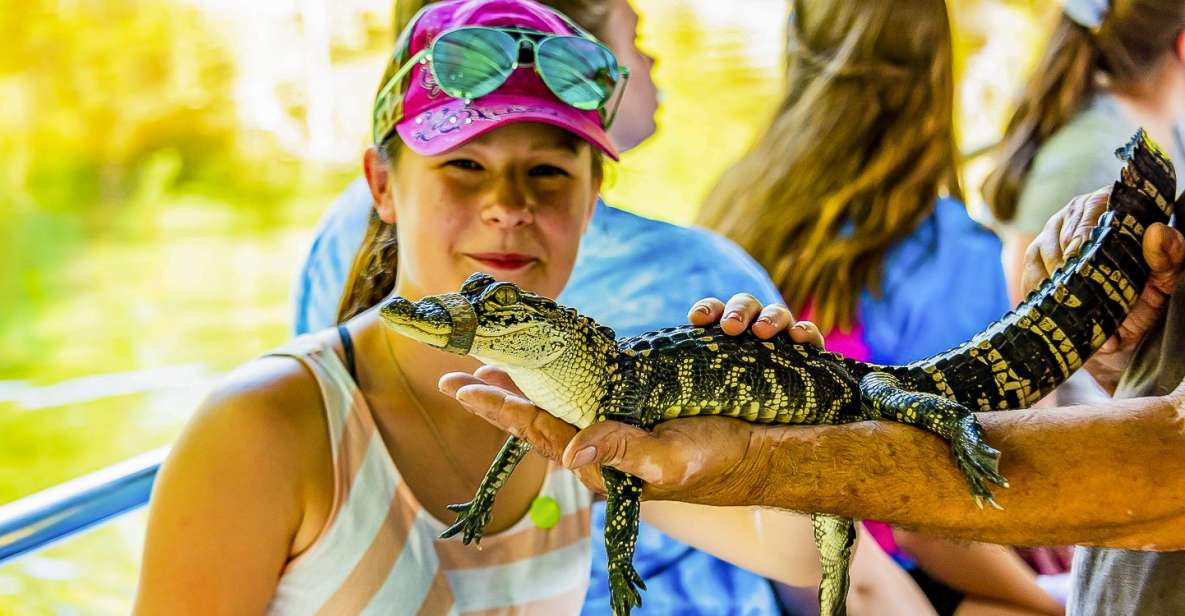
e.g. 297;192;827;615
981;0;1185;592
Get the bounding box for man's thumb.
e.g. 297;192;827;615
562;421;657;480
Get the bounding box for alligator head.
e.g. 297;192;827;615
379;272;609;369
380;273;619;426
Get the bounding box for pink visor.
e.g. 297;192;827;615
378;0;619;160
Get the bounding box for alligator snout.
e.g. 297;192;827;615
379;296;454;349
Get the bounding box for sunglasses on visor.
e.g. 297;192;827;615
372;24;630;143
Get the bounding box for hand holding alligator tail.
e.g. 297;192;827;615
388;130;1182;615
1024;186;1185;393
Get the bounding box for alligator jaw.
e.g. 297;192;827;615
380;296;461;352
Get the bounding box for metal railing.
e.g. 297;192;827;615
0;447;167;565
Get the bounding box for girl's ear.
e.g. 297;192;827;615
363;146;398;224
1176;30;1185;66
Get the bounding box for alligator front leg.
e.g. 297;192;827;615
812;513;856;616
440;435;531;545
859;372;1009;507
602;466;646;616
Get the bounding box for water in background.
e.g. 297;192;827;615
0;0;1050;612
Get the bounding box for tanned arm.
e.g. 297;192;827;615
751;394;1185;549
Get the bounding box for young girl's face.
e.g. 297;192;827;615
378;122;601;301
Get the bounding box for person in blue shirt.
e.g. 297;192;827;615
290;1;832;613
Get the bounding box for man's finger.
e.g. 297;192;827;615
1022;237;1053;294
473;365;525;396
450;382;576;461
438;371;487;397
1063;189;1110;257
688;297;726;326
562;421;662;482
1144;223;1185;285
721;293;763;336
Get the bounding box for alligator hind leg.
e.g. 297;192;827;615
440;436;530;544
602;466;646;616
812;513;856;616
859;372;1009;507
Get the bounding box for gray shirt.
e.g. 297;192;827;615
1012;94;1185;235
1011;95;1143;235
1069;276;1185;615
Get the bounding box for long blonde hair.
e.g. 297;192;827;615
337;0;616;323
698;0;962;332
982;1;1185;223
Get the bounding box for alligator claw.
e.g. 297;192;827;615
952;421;1008;507
608;562;646;616
440;498;493;545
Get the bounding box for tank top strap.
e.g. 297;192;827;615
264;334;397;536
267;333;380;462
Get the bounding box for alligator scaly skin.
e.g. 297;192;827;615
381;130;1179;616
628;130;1176;427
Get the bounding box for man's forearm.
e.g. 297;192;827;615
757;396;1185;549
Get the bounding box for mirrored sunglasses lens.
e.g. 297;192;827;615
433;28;517;100
536;37;618;110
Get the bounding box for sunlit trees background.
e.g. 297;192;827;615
0;0;1050;612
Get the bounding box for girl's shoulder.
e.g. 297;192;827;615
139;343;337;609
864;198;1009;362
173;334;337;494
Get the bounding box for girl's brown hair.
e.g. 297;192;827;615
337;0;615;323
697;0;962;332
982;2;1185;223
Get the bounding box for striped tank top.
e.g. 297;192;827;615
265;334;593;615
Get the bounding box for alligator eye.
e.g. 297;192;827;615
461;272;495;294
481;283;521;306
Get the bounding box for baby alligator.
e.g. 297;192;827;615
380;130;1178;616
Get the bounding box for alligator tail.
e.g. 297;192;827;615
838;129;1177;412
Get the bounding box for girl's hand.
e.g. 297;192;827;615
686;293;824;348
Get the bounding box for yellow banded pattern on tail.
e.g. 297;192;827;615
851;130;1178;412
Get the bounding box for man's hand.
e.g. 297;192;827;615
1022;187;1185;393
439;294;822;505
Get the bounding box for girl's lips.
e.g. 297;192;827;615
466;253;538;271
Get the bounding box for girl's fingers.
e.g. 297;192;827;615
789;321;825;349
751;304;794;340
720;293;764;335
688;297;726;326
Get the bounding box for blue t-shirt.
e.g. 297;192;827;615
291;177;785;615
859;197;1010;365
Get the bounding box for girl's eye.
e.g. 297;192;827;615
445;159;483;171
529;164;569;177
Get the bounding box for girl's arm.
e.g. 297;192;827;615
894;531;1063;615
639;501;820;586
133;358;324;615
640;502;937;614
1001;231;1039;306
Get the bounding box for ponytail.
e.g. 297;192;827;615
337;212;399;323
337;139;401;323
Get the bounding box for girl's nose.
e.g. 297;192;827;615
482;201;534;229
